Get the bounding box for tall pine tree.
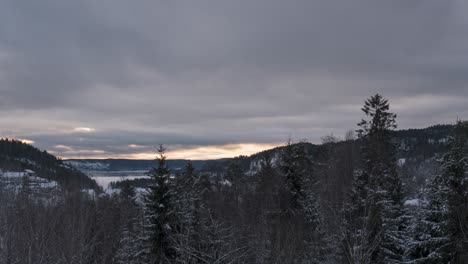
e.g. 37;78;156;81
405;176;450;263
279;140;330;263
442;121;468;262
114;182;147;264
144;145;177;263
344;94;407;263
409;121;468;263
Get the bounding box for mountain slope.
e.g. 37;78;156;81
0;139;99;190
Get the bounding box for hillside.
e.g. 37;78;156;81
0;139;100;191
67;124;455;195
0;124;452;194
66;125;454;176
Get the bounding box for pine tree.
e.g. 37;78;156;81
302;186;330;264
115;212;148;264
279;140;330;263
172;161;205;263
114;181;148;264
225;161;245;212
144;145;176;263
442;121;468;262
410;121;468;263
344;94;407;263
405;176;450;264
190;172;212;264
280;140;307;211
197;216;249;264
251;155;280;263
120;180;137;202
174;161;197;232
256;155;281;214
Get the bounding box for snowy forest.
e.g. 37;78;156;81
1;94;467;264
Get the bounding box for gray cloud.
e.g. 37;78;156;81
0;0;467;158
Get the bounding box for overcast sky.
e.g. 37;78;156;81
0;0;467;159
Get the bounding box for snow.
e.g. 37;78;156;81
1;171;27;178
220;179;232;187
1;170;57;185
65;161;110;170
82;189;97;197
37;179;58;188
397;158;406;167
404;199;420;206
91;175;150;189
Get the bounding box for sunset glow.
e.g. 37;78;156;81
49;143;282;160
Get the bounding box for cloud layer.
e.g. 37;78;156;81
1;0;467;159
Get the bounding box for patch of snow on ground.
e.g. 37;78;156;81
398;158;406;167
1;171;27;178
404;199;420;206
220;179;232;187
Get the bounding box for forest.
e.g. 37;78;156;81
0;94;467;264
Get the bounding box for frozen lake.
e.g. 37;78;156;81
87;170;149;189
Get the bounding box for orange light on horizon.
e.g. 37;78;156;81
165;143;282;159
58;143;282;160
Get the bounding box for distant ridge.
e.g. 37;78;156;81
66;124;456;174
64;159;210;172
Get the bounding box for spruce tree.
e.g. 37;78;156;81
174;161;197;232
114;183;147;264
279;140;330;263
406;176;450;263
144;145;176;263
225;161;245;212
256;155;281;214
251;155;280;263
344;94;407;263
172;161;206;263
280;140;307;211
442;121;468;262
302;184;330;264
410;121;468;263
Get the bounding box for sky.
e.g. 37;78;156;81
0;0;467;160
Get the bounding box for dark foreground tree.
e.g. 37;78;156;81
407;121;468;263
277;141;330;263
343;94;407;263
144;145;177;263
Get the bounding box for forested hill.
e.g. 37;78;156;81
202;124;455;174
391;124;453;157
66;124;454;177
0;139;99;190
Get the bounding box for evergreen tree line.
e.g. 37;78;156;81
137;94;468;264
0;94;467;263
